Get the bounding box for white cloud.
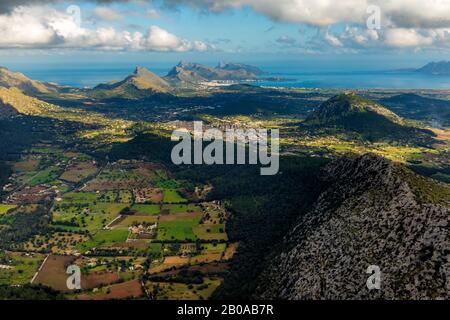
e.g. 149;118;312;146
92;7;124;22
164;0;450;28
383;28;435;48
0;6;61;48
143;25;210;52
164;0;450;50
1;1;450;51
0;6;211;52
324;32;343;47
322;26;450;50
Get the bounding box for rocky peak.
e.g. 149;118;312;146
254;154;450;300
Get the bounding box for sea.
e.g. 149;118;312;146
6;62;450;90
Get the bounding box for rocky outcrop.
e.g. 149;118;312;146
164;61;264;85
254;154;449;299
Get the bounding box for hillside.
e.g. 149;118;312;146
254;154;449;299
306;92;403;125
305;93;435;143
0;67;58;95
91;66;172;98
0;87;59;116
379;93;450;127
164;61;264;85
165;63;208;84
417;61;450;75
217;62;265;76
0;99;19;118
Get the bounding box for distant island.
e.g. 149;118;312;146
416;61;450;75
165;61;266;84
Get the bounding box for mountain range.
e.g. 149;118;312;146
416;61;450;75
0;61;266;100
89;62;266;97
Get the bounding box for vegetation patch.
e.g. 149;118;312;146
0;251;44;286
131;204;161;215
0;205;17;215
162;189;186;203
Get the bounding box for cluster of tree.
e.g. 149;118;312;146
147;270;204;285
0;204;52;250
0;284;65;300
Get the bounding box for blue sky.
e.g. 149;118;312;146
0;0;449;70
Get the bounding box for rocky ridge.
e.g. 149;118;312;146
254;154;449;299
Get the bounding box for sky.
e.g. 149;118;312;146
0;0;449;69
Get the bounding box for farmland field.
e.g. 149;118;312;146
32;255;76;291
162;204;201;214
0;252;44;286
75;279;143;300
131;204;161;215
157;218;200;241
147;278;222;300
193;224;228;241
77;229;130;252
59;161;97;183
162;189;186;203
52;203;127;233
28;167;61;186
13;159;40;172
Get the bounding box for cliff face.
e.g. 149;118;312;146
254;154;449;300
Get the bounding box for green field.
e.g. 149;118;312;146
156;178;180;189
77;229;129;252
148;243;163;253
62;192;100;203
149;277;222;300
0;252;44;286
99;190;133;203
0;205;17;215
28;167;60;186
118;190;133;203
162;189;186;203
157;218;200;241
193;224;227;241
99;191;117;202
131;204;161;215
53;203;127;233
162;204;201;214
202;243;227;252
